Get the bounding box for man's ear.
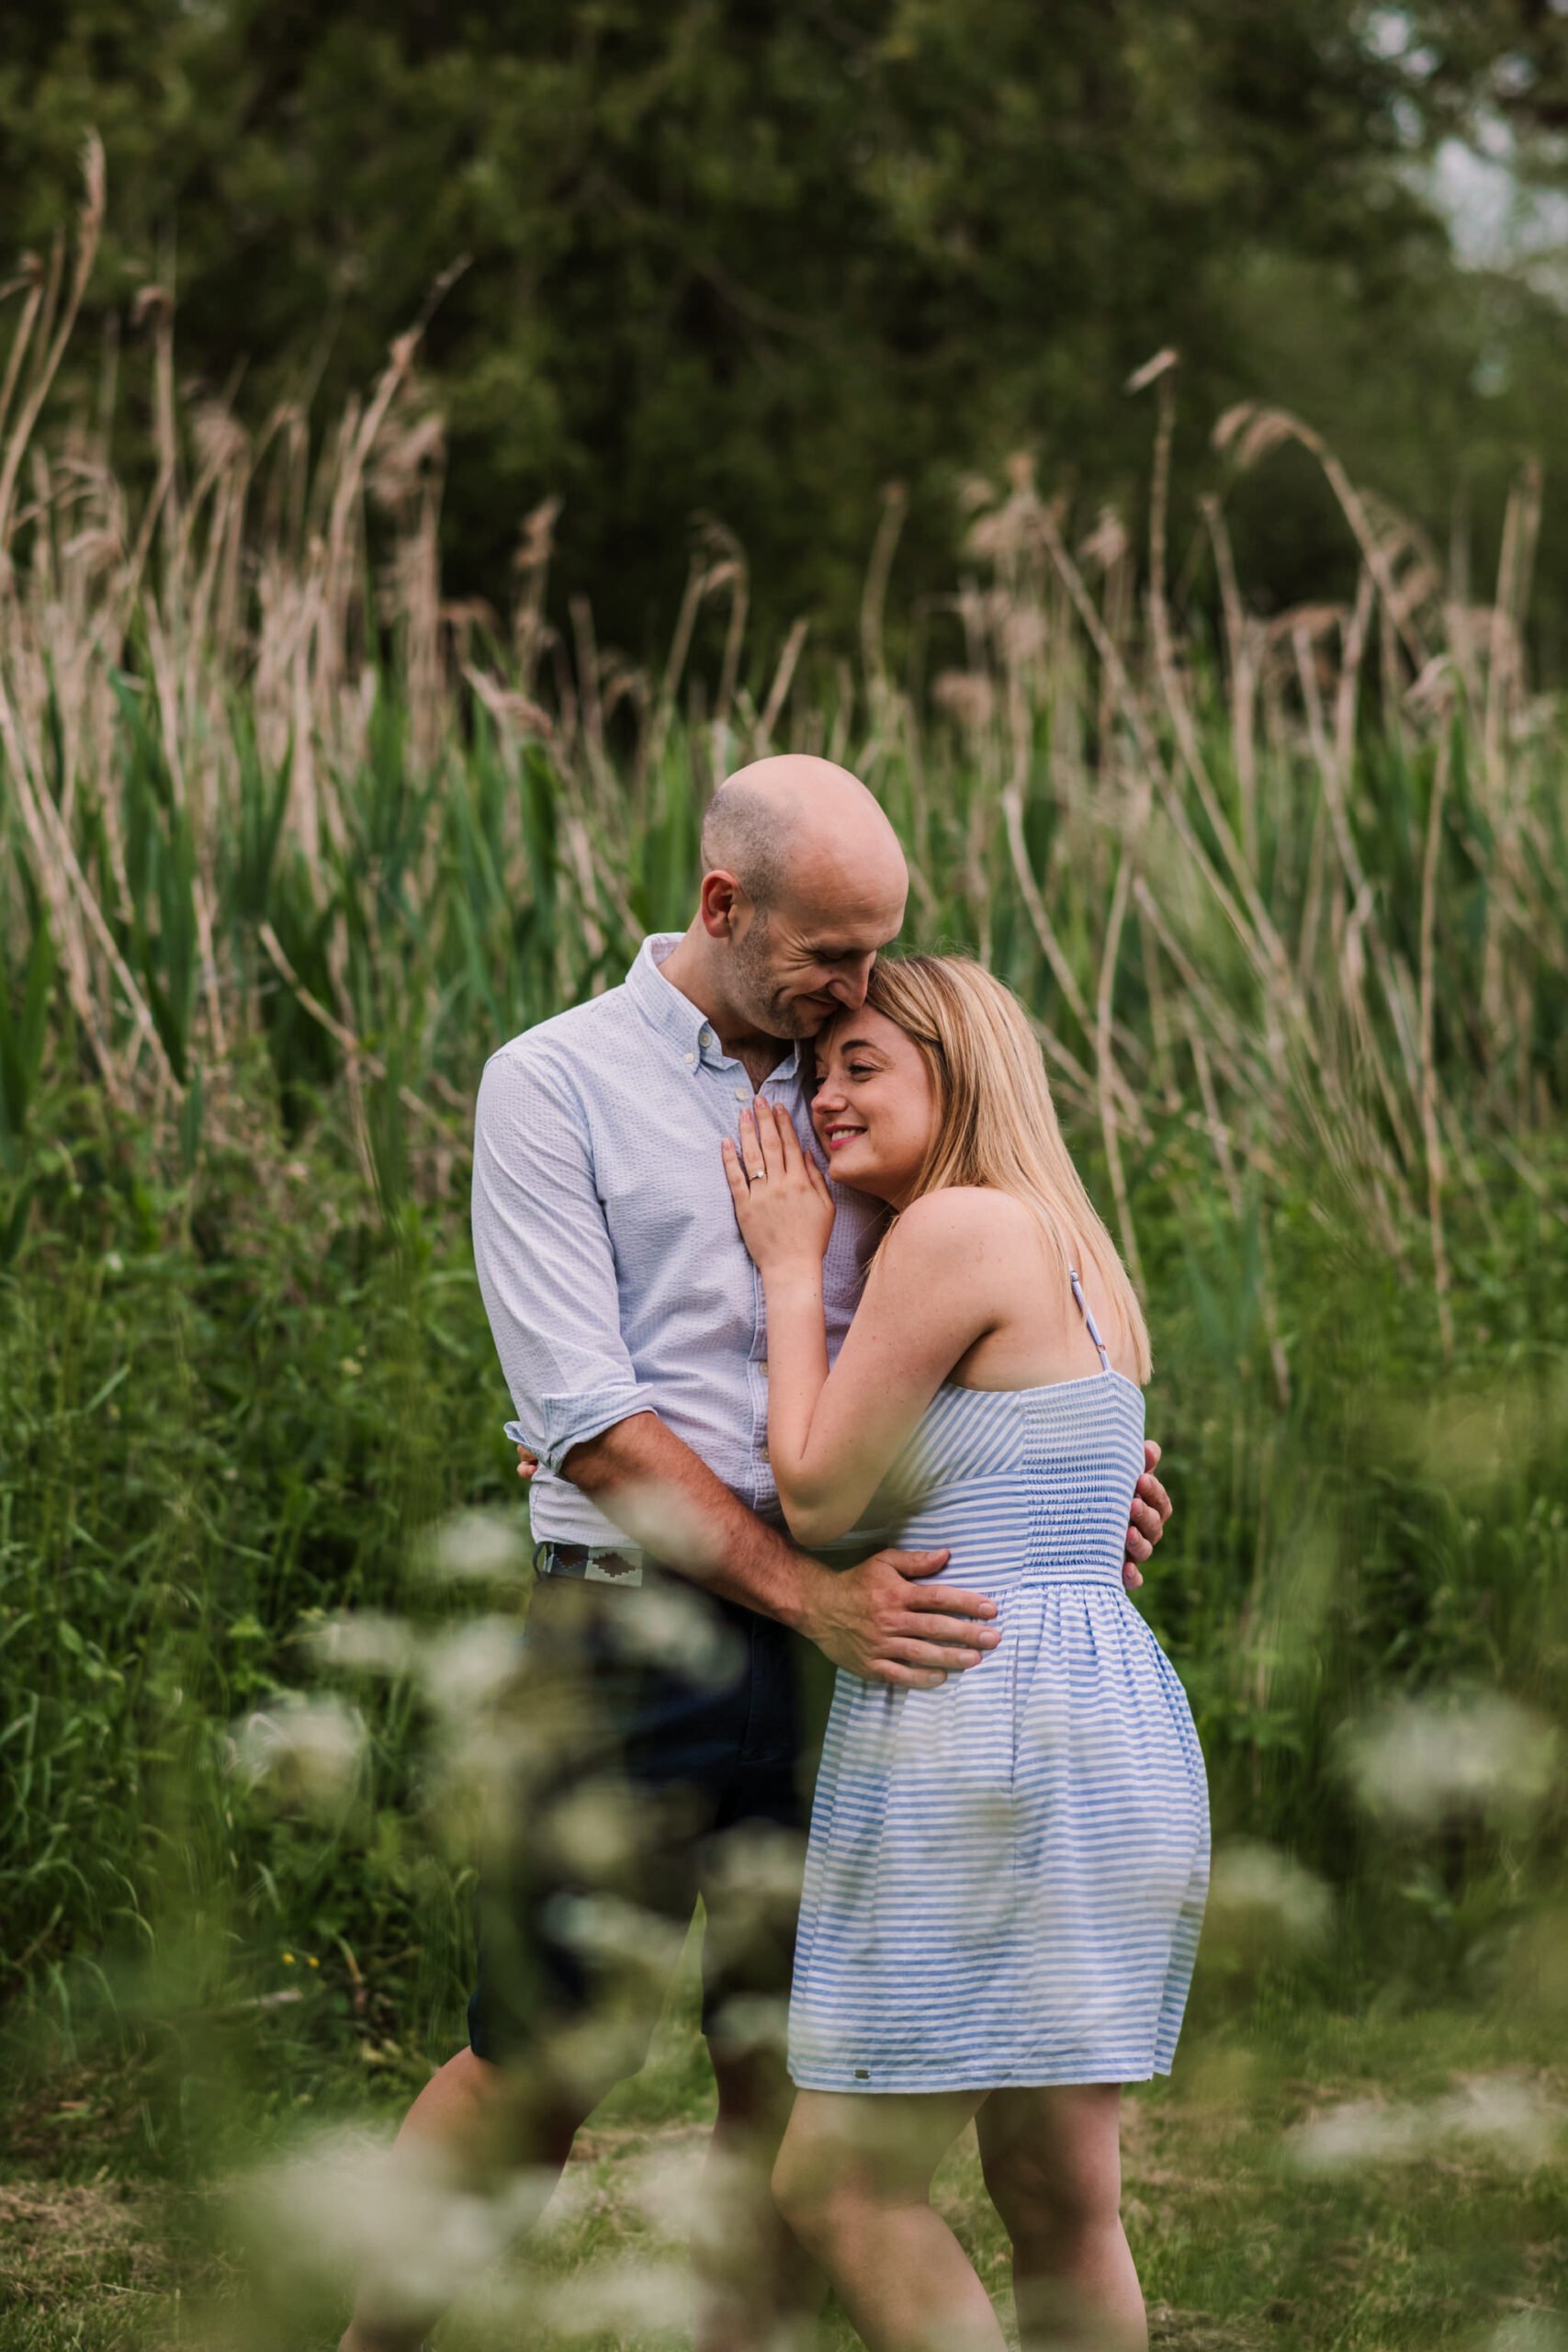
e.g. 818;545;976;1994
699;870;744;939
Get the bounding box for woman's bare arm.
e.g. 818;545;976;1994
724;1106;1022;1544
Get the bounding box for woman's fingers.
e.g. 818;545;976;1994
739;1103;774;1183
752;1097;783;1179
772;1101;803;1173
734;1102;832;1233
720;1136;751;1214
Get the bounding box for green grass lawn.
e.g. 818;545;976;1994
8;1937;1566;2352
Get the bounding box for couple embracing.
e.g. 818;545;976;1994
344;756;1208;2352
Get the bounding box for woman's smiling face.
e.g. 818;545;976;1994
810;1005;936;1209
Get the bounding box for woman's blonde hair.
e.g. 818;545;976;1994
848;955;1152;1382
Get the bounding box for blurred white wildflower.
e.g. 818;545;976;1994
539;2255;691;2336
619;2141;715;2242
606;1579;745;1689
231;1696;367;1815
1489;2315;1568;2352
539;1783;644;1875
1206;1840;1333;1950
702;1823;806;1909
1291;2075;1564;2176
543;1893;691;1980
235;2129;552;2314
414;1509;529;1583
1342;1691;1559;1826
548;2009;673;2106
701;1828;812;1976
307;1611;418;1677
619;2142;776;2277
421;1616;525;1716
423;1693;589;1854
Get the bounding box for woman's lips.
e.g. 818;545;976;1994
822;1127;865;1153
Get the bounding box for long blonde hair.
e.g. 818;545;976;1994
852;955;1152;1382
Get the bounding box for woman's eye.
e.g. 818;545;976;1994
846;1065;874;1080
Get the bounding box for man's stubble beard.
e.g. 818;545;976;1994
730;910;822;1043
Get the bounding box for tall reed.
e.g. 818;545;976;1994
1;162;1560;1307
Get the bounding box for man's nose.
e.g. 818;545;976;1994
827;957;874;1009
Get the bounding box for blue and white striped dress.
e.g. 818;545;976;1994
788;1279;1209;2095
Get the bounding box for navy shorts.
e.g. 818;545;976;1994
467;1553;827;2082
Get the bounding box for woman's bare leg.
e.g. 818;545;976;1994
976;2084;1145;2349
771;2088;1004;2352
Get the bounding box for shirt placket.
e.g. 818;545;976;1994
703;1027;796;1514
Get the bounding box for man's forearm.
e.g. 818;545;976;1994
560;1412;821;1630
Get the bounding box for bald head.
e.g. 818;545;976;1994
669;754;908;1044
701;755;906;916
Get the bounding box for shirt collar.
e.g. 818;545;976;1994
626;933;805;1082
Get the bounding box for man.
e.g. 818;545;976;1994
343;754;1171;2352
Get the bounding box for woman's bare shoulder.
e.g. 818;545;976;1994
884;1185;1041;1261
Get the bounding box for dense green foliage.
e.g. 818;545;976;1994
5;684;1568;2051
5;1;1568;648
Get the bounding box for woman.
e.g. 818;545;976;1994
718;954;1208;2352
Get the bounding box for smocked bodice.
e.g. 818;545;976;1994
863;1370;1146;1595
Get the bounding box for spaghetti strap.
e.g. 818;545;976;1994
1068;1266;1111;1374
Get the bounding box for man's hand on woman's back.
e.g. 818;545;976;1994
796;1547;1000;1690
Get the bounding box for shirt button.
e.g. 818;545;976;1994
734;1087;750;1102
683;1051;695;1065
760;1360;769;1376
701;1028;716;1049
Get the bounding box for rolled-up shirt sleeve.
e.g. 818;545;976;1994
471;1047;651;1472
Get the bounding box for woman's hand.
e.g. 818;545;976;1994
722;1101;835;1272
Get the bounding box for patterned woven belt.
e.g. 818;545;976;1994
536;1540;646;1588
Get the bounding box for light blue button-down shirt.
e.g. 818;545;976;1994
471;933;886;1549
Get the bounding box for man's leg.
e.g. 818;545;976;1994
342;1565;718;2352
694;2034;824;2352
339;2049;591;2352
688;1614;831;2352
